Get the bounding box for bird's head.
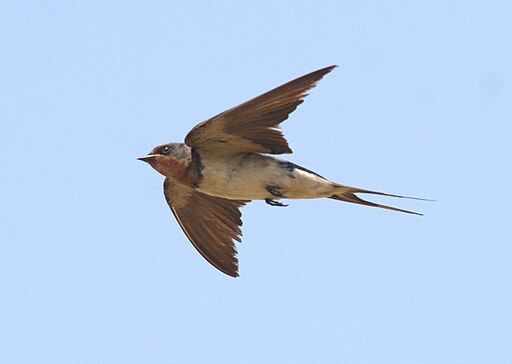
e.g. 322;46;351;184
138;142;191;178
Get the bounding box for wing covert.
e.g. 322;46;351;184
163;178;248;277
185;65;337;154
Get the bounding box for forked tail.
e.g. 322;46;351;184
329;185;431;215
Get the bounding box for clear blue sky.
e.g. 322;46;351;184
1;2;511;363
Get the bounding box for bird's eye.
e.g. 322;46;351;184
160;146;171;155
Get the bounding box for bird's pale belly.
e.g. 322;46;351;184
196;152;335;200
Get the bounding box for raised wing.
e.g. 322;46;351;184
163;178;249;277
185;65;337;154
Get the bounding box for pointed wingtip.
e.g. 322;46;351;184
320;64;338;74
222;268;239;278
308;65;338;79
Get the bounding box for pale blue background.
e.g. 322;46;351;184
1;2;511;363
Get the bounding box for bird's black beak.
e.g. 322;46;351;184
137;154;157;163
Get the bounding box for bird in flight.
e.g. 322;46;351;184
139;65;425;277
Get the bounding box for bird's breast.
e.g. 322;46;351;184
195;152;334;200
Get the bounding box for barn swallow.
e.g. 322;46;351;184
139;65;426;277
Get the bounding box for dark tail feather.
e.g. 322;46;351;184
329;187;430;216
